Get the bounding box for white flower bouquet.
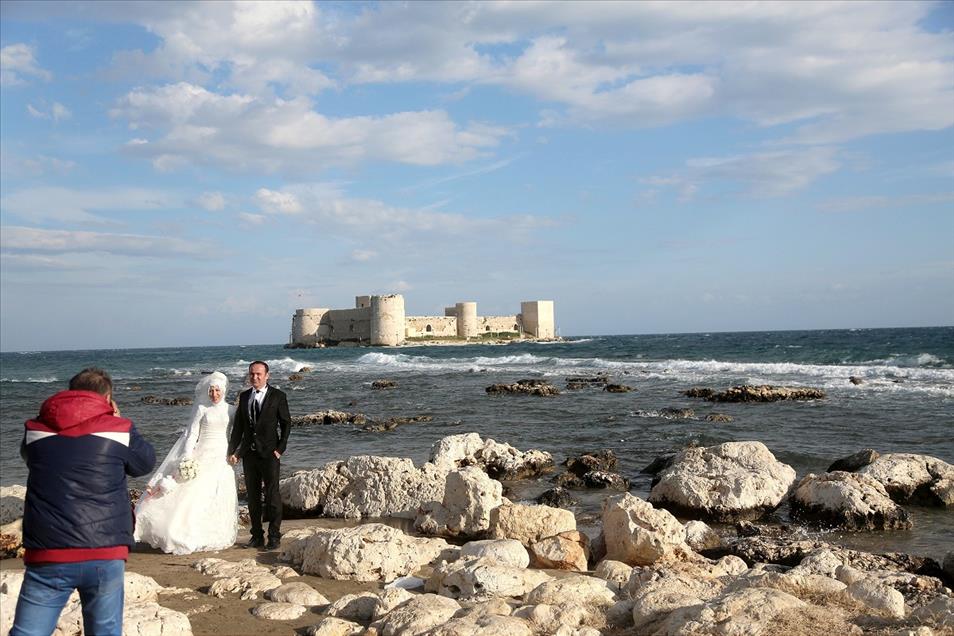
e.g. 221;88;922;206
178;458;199;481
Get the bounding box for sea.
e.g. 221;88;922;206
2;327;952;561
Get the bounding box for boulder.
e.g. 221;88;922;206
291;410;367;426
656;587;806;635
415;467;503;538
370;593;461;636
525;575;617;607
564;449;619;475
280;455;447;518
684;520;725;552
911;596;954;630
601;493;691;566
685;384;826;403
305;617;364;636
121;602;193;636
0;486;26;525
627;566;726;633
594;560;633;592
556;470;630;491
428;557;552;600
858;453;954;506
603;384;633;393
193;558;282;600
487;503;577;547
370;587;416;620
252;602;307;620
426;614;534;636
327;592;379;622
295;523;456;582
430;433;554;480
648;441;796;522
529;531;589;571
536;487;576;508
459;539;530;568
267;582;329;606
844;579;906;618
790;472;912;530
828;449;880;473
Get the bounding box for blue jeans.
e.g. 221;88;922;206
11;559;125;636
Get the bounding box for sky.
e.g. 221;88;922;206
1;1;952;351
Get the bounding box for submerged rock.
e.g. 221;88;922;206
486;379;560;396
828;448;880;473
565;374;609;390
536;486;577;508
564;449;619;475
371;379;397;389
648;441;796;522
292;410;367;426
790;472;912;531
604;383;633;393
685;384;825;403
705;413;733;422
140;395;193;406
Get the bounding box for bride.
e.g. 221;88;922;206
135;372;238;554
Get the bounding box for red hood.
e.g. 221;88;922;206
27;390;131;436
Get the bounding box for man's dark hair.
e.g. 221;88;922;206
68;367;113;396
249;360;269;373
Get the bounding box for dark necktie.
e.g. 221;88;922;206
253;392;262;421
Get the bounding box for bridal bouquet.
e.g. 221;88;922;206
178;458;199;481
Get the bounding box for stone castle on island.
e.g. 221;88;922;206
287;295;555;347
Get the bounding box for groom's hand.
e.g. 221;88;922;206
228;454;238;465
273;450;281;459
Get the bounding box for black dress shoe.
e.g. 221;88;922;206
245;537;264;549
264;537;281;551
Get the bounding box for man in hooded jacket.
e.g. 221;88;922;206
12;367;155;636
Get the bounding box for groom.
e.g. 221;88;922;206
228;360;291;550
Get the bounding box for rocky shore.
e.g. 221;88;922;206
1;434;952;636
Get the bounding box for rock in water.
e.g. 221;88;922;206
789;472;912;531
648;441;796;522
684;385;825;403
828;449;880;473
858;453;954;507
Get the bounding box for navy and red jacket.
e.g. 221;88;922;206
21;390;156;564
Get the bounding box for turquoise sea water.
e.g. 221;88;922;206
2;327;952;559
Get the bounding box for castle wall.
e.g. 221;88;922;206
323;307;372;343
371;294;406;346
520;301;555;338
478;315;521;334
291;308;330;345
405;316;457;338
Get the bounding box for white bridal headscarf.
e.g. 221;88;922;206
143;372;230;494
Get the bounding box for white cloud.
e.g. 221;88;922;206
0;152;76;178
254;188;302;214
350;249;377;262
196;191;226;211
26;101;72;122
112;83;507;172
0;43;52;86
817;192;954;213
0;186;181;224
238;212;266;226
0;226;211;258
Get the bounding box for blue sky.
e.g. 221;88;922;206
1;1;952;351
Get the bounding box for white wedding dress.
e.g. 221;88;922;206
135;373;238;555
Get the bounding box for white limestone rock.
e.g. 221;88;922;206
193;557;282;600
459;539;530;568
415;467;503;538
732;570;847;598
0;569;24;600
594;560;633;593
425;614;534;636
267;582;329;606
844;579;907;619
648;441;797;522
280;456;448;519
370;593;461;636
0;486;26;525
528;531;589;571
657;587;805;636
122;602;193;636
684;520;725;552
124;572;163;604
911;595;954;629
370;587;416;620
305;617;364;636
859;453;954;506
601;493;691;565
429;433;554;480
456;597;513;619
525;575;617;607
428;557;553;600
790;471;912;530
512;602;605;635
252;602;307;620
627;561;736;633
326;592;379;622
295;523;456;582
486;503;576;547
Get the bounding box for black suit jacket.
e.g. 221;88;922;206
228;385;291;459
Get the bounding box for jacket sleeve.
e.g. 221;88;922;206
227;395;245;457
126;424;157;478
276;391;291;455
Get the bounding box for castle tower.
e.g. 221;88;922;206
370;294;406;346
520;301;555;339
455;302;478;338
291;308;329;345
